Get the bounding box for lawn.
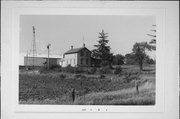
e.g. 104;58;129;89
19;64;155;105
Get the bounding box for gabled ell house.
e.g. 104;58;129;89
60;44;91;67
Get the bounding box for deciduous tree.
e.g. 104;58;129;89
132;42;153;71
112;54;125;65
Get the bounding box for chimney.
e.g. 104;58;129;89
83;43;85;48
71;45;73;50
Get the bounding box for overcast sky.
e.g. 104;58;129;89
20;15;156;56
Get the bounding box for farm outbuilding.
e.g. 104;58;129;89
20;54;62;67
24;56;61;67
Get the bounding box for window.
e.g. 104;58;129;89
81;51;84;56
86;59;88;65
86;52;89;57
81;58;83;65
70;59;71;65
66;60;68;65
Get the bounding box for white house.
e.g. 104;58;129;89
60;44;91;67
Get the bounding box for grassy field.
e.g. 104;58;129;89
19;64;155;105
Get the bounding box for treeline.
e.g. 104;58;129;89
91;30;156;70
112;53;155;66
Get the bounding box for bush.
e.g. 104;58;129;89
74;67;84;74
145;58;155;64
62;65;85;74
87;67;97;74
98;74;106;79
50;65;62;72
123;72;140;83
114;66;122;74
62;65;74;73
99;66;111;74
39;66;49;74
75;74;86;79
101;60;110;67
59;74;66;79
38;65;62;74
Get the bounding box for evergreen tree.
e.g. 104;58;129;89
92;30;113;67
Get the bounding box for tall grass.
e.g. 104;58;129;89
19;65;155;105
75;82;155;105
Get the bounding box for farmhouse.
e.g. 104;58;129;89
60;44;91;67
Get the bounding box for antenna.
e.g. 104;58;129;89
30;26;37;69
83;36;85;47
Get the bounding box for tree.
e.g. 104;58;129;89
124;53;137;65
132;42;153;71
144;55;155;64
92;30;113;67
112;54;125;65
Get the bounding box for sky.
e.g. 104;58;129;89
20;15;156;57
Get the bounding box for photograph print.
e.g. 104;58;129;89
19;15;156;105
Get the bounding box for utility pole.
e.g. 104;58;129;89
26;50;29;71
47;43;51;69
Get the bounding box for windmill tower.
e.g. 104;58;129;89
30;26;37;69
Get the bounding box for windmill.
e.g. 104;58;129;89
29;26;37;70
147;25;156;45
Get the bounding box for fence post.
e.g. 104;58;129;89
72;88;75;102
135;72;140;94
135;80;139;94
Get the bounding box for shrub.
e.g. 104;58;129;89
101;60;111;67
74;67;84;74
98;74;106;79
123;72;140;83
62;65;74;73
99;66;111;74
38;65;62;74
75;74;86;79
87;67;97;74
59;74;66;79
114;66;122;74
145;58;155;64
39;66;49;74
50;65;62;72
62;65;85;74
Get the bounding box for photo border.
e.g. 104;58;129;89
13;5;164;113
1;1;179;119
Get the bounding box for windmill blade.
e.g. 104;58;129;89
147;34;156;37
151;29;156;32
47;43;51;49
149;39;156;44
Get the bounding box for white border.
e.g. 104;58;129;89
1;1;179;119
13;6;164;113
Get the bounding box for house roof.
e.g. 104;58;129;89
64;47;91;55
